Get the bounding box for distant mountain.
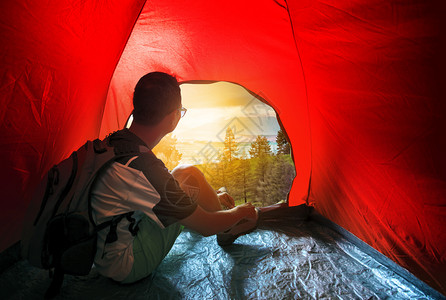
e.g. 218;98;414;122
177;115;280;143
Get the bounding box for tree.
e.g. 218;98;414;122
247;136;272;193
276;129;291;155
222;127;239;162
248;135;272;158
257;155;295;206
225;158;245;204
239;155;251;203
152;133;182;170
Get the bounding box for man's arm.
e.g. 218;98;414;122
179;203;257;237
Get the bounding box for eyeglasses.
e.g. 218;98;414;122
178;106;187;118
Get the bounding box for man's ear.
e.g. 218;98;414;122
165;109;180;133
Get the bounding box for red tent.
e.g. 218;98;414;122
1;0;445;294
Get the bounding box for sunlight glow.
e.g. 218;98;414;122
173;82;281;164
175;82;279;143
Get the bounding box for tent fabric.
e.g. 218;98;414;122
289;1;446;292
0;0;445;295
0;0;146;254
0;222;440;299
286;1;446;293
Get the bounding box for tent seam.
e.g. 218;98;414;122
283;0;313;205
98;0;148;137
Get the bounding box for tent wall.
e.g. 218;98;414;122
0;0;444;295
287;0;446;293
0;0;146;253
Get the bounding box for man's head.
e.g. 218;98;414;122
132;72;181;126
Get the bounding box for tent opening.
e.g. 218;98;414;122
126;81;296;208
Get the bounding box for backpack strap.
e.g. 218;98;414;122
126;212;140;236
45;267;64;299
33;166;59;225
96;212;138;259
124;156;139;167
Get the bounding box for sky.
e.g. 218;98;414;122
173;82;281;144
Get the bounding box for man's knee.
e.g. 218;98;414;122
172;165;221;212
171;165;204;187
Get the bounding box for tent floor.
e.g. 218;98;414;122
0;220;438;299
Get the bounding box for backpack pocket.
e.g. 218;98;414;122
44;213;96;275
60;234;97;275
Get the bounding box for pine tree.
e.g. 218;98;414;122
240;157;251;203
257;155;295;206
223;127;239;162
225;158;244;203
276;129;291;155
248;135;272;158
247;136;272;203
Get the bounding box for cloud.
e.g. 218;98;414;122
175;82;280;143
174;107;280;142
181;82;260;109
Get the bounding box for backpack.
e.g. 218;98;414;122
21;135;146;298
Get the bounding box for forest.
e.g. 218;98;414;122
153;128;295;207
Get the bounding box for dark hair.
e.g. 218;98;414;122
132;72;181;126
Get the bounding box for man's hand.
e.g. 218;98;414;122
235;202;257;221
217;192;235;209
179;202;257;237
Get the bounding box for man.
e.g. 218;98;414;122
91;72;258;284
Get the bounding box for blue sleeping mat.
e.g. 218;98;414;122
1;216;442;299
